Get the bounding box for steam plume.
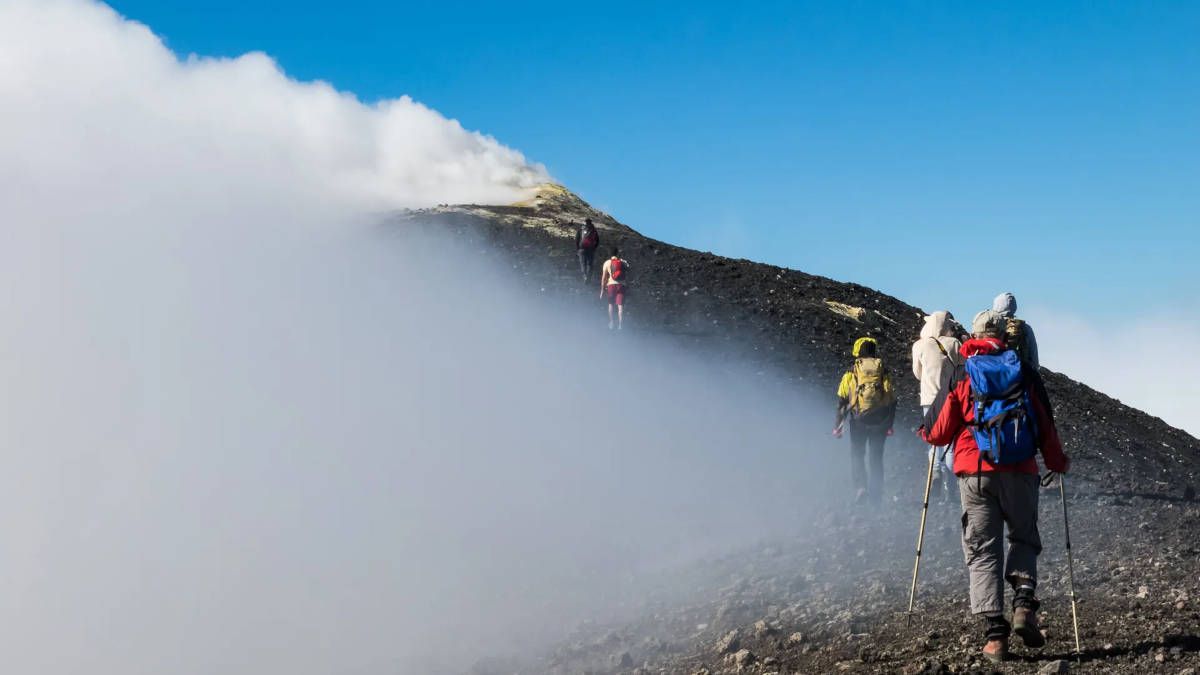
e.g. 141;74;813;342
0;0;548;215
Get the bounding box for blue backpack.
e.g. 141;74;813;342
964;350;1038;465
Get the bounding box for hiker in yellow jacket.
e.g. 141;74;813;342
833;337;897;504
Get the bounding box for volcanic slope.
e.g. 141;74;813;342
396;185;1200;674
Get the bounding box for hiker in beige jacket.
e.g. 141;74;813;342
911;310;963;501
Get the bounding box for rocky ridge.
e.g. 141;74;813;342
396;185;1199;674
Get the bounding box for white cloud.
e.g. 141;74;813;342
0;0;548;217
0;3;840;674
1025;307;1200;437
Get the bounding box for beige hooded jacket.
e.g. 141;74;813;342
911;311;963;406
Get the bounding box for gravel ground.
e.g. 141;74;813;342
540;488;1200;675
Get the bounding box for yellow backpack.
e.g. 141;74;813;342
850;357;892;416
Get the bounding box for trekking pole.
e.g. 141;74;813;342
1059;474;1082;656
905;448;937;625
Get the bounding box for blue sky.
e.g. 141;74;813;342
109;0;1198;322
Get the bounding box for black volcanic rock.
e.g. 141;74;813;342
398;185;1200;674
398;184;1199;495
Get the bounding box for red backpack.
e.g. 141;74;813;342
610;258;626;281
581;228;598;249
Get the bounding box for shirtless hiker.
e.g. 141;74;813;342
599;247;629;330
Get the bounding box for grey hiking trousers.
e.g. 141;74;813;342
958;472;1042;615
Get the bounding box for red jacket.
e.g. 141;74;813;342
919;338;1070;476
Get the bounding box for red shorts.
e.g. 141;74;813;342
606;283;625;306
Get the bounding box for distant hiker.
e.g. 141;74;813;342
992;292;1039;370
599;247;629;330
918;309;1070;663
576;218;600;281
993;292;1055;421
911;311;963;502
833;337;897;504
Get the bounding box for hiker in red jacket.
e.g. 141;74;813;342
918;309;1070;663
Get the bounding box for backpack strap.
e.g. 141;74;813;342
848;361;859;413
970;379;1025;405
930;336;949;357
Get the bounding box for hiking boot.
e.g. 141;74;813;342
981;637;1010;663
1012;606;1046;648
982;613;1011;660
1012;583;1045;648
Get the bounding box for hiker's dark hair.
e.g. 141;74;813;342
610;247;620;257
585;217;593;226
858;341;877;357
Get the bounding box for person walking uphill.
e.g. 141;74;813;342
833;337;897;504
994;291;1055;421
599;247;629;330
576;218;600;281
911;311;963;502
918;310;1070;663
992;292;1039;369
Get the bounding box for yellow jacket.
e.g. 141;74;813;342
835;337;896;427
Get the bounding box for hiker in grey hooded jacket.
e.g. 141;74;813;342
911;310;962;499
992;292;1039;370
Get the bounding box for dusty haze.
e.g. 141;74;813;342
0;1;838;673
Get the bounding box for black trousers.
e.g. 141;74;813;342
848;421;888;502
577;248;596;277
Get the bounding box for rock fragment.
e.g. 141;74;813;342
753;619;778;638
902;658;947;675
1038;660;1070;674
714;630;740;655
